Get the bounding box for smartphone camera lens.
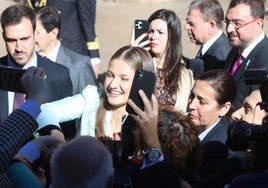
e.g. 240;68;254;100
136;69;143;79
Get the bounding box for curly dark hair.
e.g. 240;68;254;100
157;107;201;174
134;107;201;178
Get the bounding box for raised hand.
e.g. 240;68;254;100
20;66;47;105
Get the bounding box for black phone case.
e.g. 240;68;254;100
134;19;149;46
0;66;25;93
126;69;156;115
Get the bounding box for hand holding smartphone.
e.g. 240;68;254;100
134;19;149;48
126;69;156;115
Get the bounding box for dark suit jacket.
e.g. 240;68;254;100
201;33;232;71
46;0;99;58
56;44;96;95
0;54;73;122
224;36;268;109
201;117;231;145
198;118;238;180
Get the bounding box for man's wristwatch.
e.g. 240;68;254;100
142;147;162;162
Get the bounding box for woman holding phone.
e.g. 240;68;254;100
131;9;203;113
35;45;156;187
36;45;155;140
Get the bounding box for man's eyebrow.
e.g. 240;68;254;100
224;18;244;22
5;36;31;41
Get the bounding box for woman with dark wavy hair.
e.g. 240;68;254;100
132;9;203;113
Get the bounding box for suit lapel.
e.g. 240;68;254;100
233;37;266;79
201;119;224;144
226;49;239;72
202;35;222;63
56;45;71;67
233;56;253;80
202;128;215;143
205;34;223;55
232;36;267;77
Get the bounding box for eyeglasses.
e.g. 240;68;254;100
223;19;259;30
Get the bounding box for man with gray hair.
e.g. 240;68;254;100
185;0;232;71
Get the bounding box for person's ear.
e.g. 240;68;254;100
208;20;217;35
256;18;264;27
209;20;217;27
51;28;59;39
219;102;231;117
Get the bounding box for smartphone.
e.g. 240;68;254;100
134;19;149;47
126;69;156;115
0;66;25;93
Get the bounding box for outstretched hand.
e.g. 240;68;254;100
20;66;47;105
127;90;160;148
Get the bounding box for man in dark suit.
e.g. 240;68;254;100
0;5;73;136
186;0;232;71
24;0;100;77
224;0;268;109
35;6;96;95
35;6;97;139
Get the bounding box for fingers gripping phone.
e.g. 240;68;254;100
134;19;149;47
126;69;156;115
0;66;26;93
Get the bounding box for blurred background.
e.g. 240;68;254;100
1;0;268;74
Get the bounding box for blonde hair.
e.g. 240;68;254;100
95;46;155;137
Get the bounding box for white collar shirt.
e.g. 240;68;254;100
198;119;221;141
201;31;223;55
45;41;61;62
241;32;265;58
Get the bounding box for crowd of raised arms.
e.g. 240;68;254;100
0;0;268;188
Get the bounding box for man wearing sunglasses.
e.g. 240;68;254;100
224;0;268;110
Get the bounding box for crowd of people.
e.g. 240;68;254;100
1;0;268;187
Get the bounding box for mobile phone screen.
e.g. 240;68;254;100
0;66;25;93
